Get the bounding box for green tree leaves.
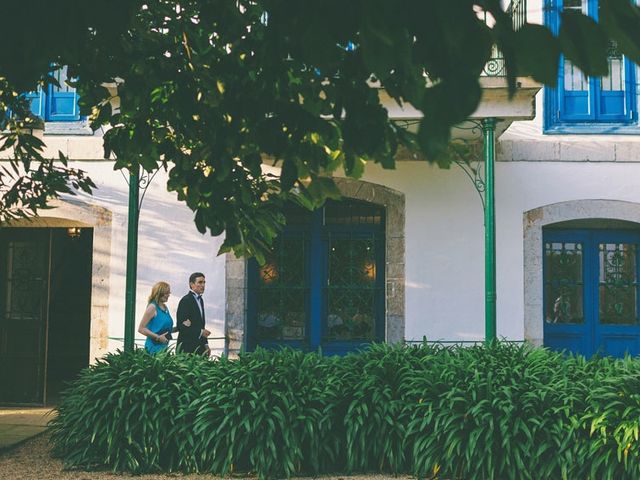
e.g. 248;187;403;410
560;10;609;77
0;88;96;220
1;1;640;258
513;24;560;85
600;0;640;65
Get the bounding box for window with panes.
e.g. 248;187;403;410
247;200;385;355
544;0;639;131
544;228;640;357
26;66;80;122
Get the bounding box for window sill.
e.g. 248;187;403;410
43;121;95;136
544;122;640;135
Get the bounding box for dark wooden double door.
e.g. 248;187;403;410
0;228;92;405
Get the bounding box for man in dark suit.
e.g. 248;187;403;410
176;272;211;355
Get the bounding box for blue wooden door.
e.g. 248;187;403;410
544;229;640;357
320;229;385;355
543;231;591;355
246;230;311;352
592;231;640;356
247;201;385;355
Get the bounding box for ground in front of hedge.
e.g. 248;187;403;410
0;432;413;480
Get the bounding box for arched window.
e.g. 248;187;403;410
246;200;386;355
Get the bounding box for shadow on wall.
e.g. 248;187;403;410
68;183;226;338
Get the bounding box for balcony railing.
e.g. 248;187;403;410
508;0;527;30
482;0;527;76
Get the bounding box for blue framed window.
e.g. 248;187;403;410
544;228;640;357
247;200;386;355
25;66;80;122
544;0;639;133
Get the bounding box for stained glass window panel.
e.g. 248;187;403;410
599;243;639;325
255;236;308;340
544;242;584;324
325;235;379;341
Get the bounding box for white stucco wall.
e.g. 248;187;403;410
39;160;226;355
361;159;640;343
38;151;640;351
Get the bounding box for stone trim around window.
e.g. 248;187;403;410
225;177;406;356
523;199;640;347
1;198;112;362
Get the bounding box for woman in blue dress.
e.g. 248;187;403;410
137;281;182;354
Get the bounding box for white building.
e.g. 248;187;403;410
2;0;640;404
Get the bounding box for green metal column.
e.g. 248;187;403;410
124;168;140;351
482;118;497;344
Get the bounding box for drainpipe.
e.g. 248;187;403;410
124;168;140;351
482;117;497;344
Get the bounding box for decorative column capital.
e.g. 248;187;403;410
481;117;497;130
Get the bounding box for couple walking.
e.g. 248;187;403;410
137;272;211;356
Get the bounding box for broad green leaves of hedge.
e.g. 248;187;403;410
50;343;640;479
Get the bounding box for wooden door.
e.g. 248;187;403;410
0;229;50;404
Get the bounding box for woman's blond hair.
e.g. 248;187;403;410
148;281;170;304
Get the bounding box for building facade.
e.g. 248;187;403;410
2;0;640;404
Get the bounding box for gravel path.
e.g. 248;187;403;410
0;433;414;480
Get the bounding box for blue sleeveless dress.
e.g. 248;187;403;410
144;301;174;354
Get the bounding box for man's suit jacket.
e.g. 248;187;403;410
176;292;207;354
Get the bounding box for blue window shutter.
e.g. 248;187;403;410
595;43;629;121
45;67;80;121
19;67;82;122
557;0;594;121
46;85;80;121
558;60;594;121
598;88;626;120
25;89;45;118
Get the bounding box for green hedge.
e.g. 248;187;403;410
49;342;640;479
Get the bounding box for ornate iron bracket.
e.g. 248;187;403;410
449;120;487;209
394;118;488;209
120;165;161;213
